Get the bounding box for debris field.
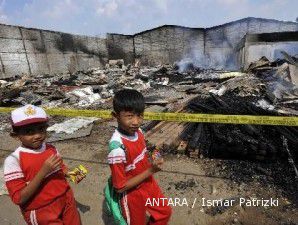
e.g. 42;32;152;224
0;54;298;225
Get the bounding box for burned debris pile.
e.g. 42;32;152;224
190;56;298;160
0;56;297;161
146;56;298;161
0;59;246;109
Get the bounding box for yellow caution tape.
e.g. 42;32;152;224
0;107;297;126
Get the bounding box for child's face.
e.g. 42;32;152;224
13;123;48;149
114;111;144;135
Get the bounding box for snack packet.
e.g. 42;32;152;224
68;165;88;184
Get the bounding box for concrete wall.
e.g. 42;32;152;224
205;18;298;70
0;17;297;78
239;32;298;69
0;25;29;77
133;26;204;66
107;18;297;70
106;33;134;64
0;24;108;79
245;42;298;64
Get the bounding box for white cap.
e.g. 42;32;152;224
11;105;48;127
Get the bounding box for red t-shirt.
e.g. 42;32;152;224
107;129;153;190
4;143;69;211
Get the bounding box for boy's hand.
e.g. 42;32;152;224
151;158;164;173
40;155;62;176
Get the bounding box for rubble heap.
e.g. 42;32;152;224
189;56;297;160
0;56;297;161
0;59;247;109
146;56;298;161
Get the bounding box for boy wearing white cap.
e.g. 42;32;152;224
3;104;81;225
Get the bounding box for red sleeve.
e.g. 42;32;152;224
50;144;68;174
110;163;127;190
5;178;27;205
61;159;68;174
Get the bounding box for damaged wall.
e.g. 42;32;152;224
106;33;134;64
0;17;297;78
108;17;297;70
0;25;30;77
239;31;298;69
0;24;108;78
133;26;205;66
205;18;298;70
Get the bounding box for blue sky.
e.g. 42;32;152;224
0;0;297;36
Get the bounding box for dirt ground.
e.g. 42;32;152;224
0;120;297;225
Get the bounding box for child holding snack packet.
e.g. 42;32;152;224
105;89;172;225
4;104;82;225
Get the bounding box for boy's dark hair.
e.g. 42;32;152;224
11;122;49;136
113;89;145;114
12;125;23;134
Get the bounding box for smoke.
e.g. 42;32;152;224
175;42;210;73
175;31;239;73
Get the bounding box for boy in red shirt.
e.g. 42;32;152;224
3;104;81;225
107;89;172;225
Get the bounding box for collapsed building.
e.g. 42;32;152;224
0;17;297;164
